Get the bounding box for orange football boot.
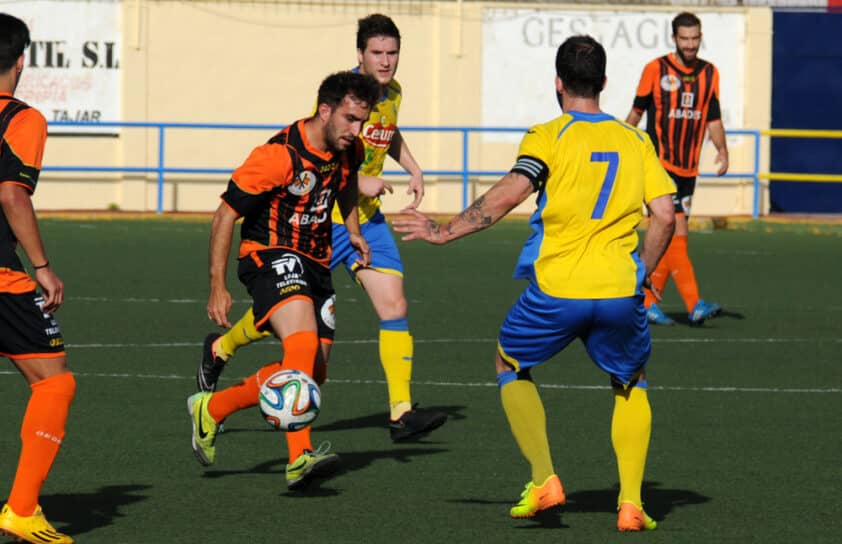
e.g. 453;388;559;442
509;474;566;518
617;502;658;532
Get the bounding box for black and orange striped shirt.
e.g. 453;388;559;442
632;53;722;178
0;93;46;294
222;119;364;267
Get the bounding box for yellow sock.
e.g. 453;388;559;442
217;307;271;361
500;379;554;485
379;321;413;420
611;385;652;509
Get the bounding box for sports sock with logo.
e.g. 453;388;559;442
499;374;555;485
379;319;413;421
8;372;76;517
668;234;700;312
611;384;652;509
215;307;272;362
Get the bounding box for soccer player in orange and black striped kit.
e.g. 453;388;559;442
0;13;76;544
626;12;728;326
188;71;379;491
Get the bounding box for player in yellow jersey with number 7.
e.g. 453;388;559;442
394;35;675;532
196;14;447;442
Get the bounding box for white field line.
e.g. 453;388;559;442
0;370;837;394
59;336;842;349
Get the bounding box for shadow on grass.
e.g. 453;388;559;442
201;446;449;496
314;404;467;433
564;481;710;521
451;480;708;529
38;484;150;536
665;309;746;326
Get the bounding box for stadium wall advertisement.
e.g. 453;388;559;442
9;0;122;133
482;9;745;134
10;2;771;215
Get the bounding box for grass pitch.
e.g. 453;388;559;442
0;218;840;543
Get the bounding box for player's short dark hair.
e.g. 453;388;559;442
555;35;606;99
357;13;401;52
317;71;380;111
0;13;30;72
672;12;702;35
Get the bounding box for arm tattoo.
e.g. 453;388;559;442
426;219;441;238
462;195;493;227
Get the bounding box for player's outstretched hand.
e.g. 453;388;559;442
35;267;63;313
350;232;371;267
207;286;233;328
405;173;425;210
358;176;393;198
393;208;446;245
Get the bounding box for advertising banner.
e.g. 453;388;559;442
8;0;121;133
482;9;745;138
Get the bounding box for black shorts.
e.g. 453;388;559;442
0;290;65;360
667;171;697;216
238;249;336;341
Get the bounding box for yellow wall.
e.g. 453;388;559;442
33;1;773;216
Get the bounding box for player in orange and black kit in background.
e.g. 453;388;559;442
0;13;76;544
188;71;379;491
626;12;728;326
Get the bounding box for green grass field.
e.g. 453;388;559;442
1;218;840;543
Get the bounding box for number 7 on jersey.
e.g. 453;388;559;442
590;151;619;220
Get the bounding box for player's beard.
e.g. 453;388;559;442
325;123;351;153
676;47;698;66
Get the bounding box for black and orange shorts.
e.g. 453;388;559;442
238;249;336;341
0;290;65;360
667;171;697;216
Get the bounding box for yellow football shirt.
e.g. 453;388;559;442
512;111;675;299
331;78;402;225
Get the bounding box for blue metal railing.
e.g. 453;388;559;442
45;121;762;217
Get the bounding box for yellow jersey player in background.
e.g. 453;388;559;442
394;35;675;532
197;14;447;442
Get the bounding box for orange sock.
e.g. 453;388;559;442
207;361;284;423
644;256;671;308
279;331;318;377
280;331;319;462
8;372;76;517
285;426;313;463
207;330;318;422
669;235;700;312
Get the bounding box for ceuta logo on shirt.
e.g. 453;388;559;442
362;121;396;148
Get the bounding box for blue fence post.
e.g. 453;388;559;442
156;125;166;214
462;129;469;209
753;129;761;219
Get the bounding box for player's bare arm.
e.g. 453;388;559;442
394;172;533;244
388;128;425;209
641;193;676;298
358;174;393;198
0;183;63;312
707;120;729;176
207;201;237;328
337;174;371;267
625;109;643;127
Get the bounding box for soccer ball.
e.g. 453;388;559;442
258;369;321;431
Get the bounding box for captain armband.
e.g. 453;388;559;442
511;156;549;192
